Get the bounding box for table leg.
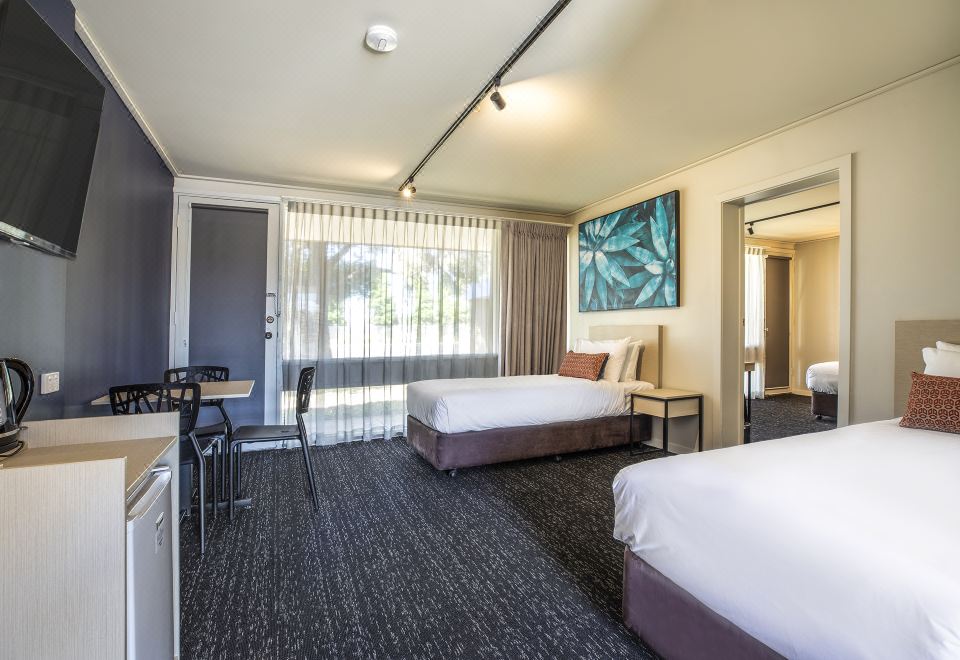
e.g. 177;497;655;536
698;396;703;452
663;399;669;454
217;404;234;503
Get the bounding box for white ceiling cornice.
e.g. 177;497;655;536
75;0;960;219
75;12;181;176
563;54;960;221
173;175;571;225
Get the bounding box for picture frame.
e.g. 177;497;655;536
578;190;679;311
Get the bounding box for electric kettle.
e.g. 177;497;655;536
0;357;34;454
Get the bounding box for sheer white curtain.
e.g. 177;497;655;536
744;246;766;399
280;201;500;444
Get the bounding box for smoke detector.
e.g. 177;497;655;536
365;25;398;53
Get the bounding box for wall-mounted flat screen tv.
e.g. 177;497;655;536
0;0;104;259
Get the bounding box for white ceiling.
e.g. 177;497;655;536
746;183;840;243
73;0;960;214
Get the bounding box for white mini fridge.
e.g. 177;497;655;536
126;467;174;660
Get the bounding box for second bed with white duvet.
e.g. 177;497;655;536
407;374;654;434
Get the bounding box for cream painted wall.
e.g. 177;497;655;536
567;62;960;448
794;237;839;391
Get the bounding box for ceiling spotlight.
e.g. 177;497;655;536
401;181;416;198
747;225;755;236
490;78;506;111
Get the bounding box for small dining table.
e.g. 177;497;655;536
89;379;256;406
92;379;256;510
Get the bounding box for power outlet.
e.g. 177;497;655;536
40;372;60;395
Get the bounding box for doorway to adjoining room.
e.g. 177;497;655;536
743;182;840;441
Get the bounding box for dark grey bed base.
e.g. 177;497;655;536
810;390;838;419
406;414;651;471
623;549;783;659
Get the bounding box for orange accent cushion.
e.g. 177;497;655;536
899;372;960;434
558;351;609;381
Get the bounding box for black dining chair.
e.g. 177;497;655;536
228;367;319;519
164;366;232;500
109;382;222;554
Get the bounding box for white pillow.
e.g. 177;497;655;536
574;337;632;382
922;347;960;378
620;340;645;382
936;340;960;353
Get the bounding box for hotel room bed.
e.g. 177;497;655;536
805;360;839;418
406;325;661;472
613;418;960;659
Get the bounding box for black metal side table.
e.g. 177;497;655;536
630;389;704;455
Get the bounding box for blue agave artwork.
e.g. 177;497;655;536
579;190;679;311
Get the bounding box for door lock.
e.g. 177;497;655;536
265;332;273;339
266;315;275;324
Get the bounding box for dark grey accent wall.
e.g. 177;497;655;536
0;0;173;419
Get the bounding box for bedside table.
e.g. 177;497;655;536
630;389;704;454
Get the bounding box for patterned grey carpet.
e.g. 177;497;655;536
179;441;665;659
747;393;836;442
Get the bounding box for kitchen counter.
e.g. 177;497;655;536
0;435;177;497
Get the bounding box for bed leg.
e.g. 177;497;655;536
448;469;457;477
554;455;562;462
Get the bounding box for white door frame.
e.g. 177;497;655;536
168;194;282;424
716;154;852;447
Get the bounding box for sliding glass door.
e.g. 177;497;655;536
279;201;499;444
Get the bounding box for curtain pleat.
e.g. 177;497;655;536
499;221;568;376
744;246;766;399
280;201;500;444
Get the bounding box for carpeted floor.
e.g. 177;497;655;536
179;441;665;659
747;393;835;442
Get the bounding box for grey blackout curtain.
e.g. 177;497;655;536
499;221;568;376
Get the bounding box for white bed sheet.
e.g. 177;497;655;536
805;360;839;394
613;419;960;659
407;375;653;434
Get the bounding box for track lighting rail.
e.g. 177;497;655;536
398;0;574;196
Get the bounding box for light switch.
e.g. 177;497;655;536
40;372;60;395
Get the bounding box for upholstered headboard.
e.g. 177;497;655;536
587;325;663;387
894;319;960;416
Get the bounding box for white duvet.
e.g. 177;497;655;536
613;419;960;659
407;375;653;434
805;360;839;394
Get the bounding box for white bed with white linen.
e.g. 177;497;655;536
408;375;653;434
613;418;960;659
805;360;839;394
405;324;663;471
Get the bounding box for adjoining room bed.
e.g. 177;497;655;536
406;325;661;472
613;320;960;659
805;360;838;418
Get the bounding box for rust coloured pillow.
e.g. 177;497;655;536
558;351;609;381
899;371;960;434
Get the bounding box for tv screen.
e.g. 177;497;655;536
0;0;104;259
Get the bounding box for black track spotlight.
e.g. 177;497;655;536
747;225;755;236
490;78;506;111
400;180;416;198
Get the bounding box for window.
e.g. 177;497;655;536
280;201;499;443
